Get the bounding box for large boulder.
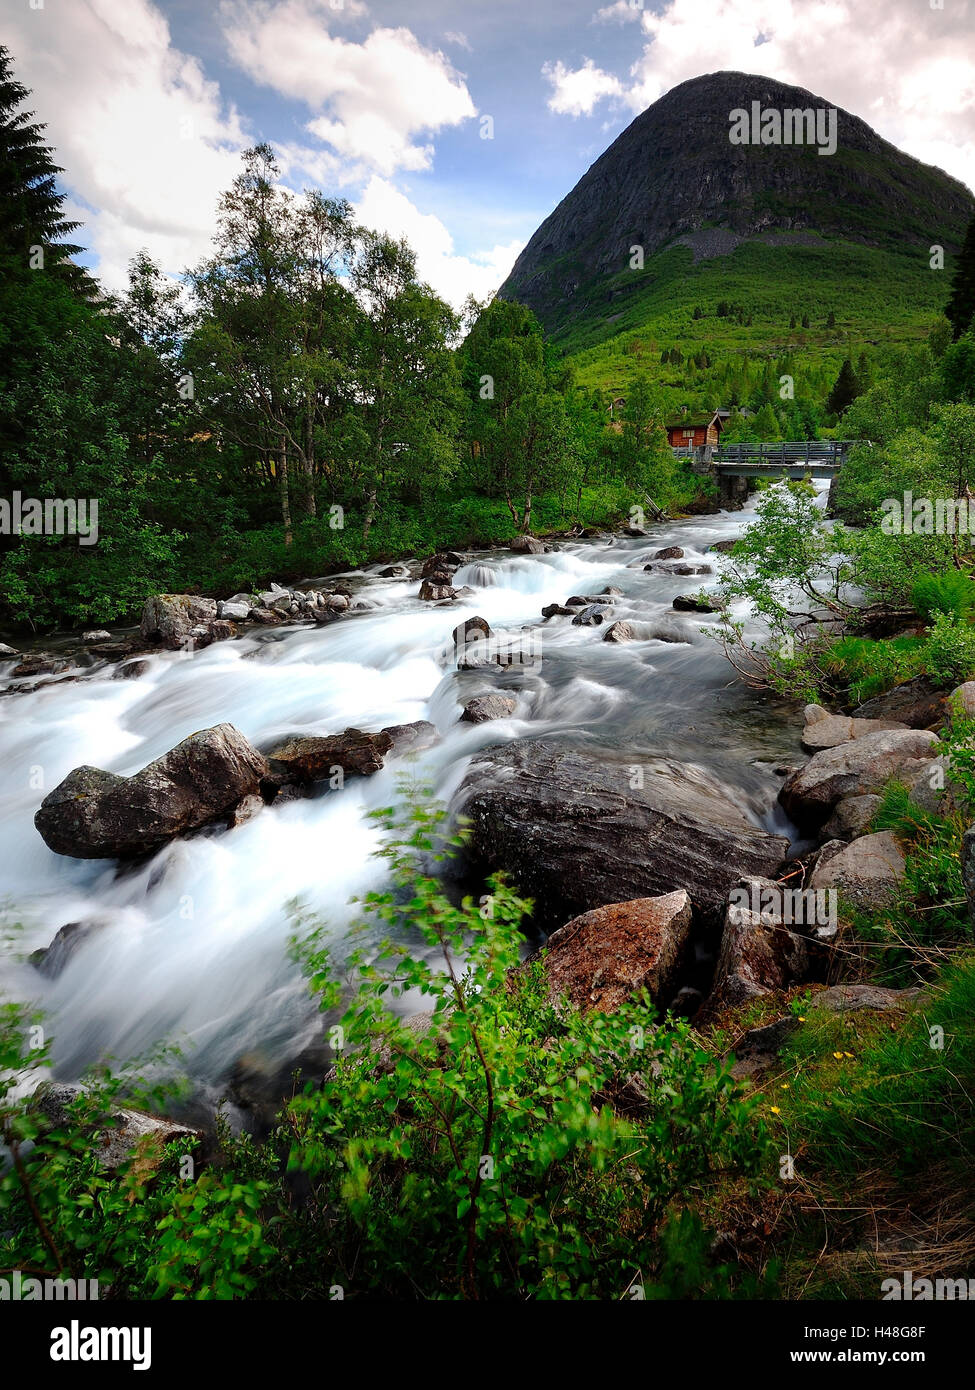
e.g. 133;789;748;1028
35;725;268;859
709;877;812;1010
539;891;693;1014
456;742;789;928
140;594;221;650
509;535;545;554
822;794;882;841
801;714;907;752
808;830;906;912
460;695;517;724
419;580;457;602
779;728;938;827
853;676;947;730
267;727;393;784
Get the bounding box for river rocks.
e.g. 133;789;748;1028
571;604;608;627
81;629;112;643
808;831;906;911
379;564;410;578
382;720;438;754
0;642;17;657
457;742;789;928
779;728;939;826
11;653;70;678
673;593;722;613
140;594;221;649
460;694;517;724
853;676;947;731
452;617;492;660
709;539;738;554
32;1083;200;1173
711;876;812;1008
949;681;975;717
419;580;457;602
35;724;269;859
510;535;546;554
539;891;693;1014
603;621;635;643
727;1015;801;1080
541;604;575;619
652;546;684;561
800;713;908;752
822;794;882;841
30;920;108;978
218;600;251;622
112;659;152;680
810;983;921;1013
645;562;712;577
267;727;393;784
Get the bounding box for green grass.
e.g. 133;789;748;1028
554;238;947;410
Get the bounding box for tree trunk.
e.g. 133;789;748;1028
279;436;293;547
362;488;378;541
303;394;317;518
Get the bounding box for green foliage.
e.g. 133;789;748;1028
911;568;975;622
921;610;975;687
284;797;769;1299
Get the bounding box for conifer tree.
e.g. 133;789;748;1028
946;212;975;340
0;45;85;284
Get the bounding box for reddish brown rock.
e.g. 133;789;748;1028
540;891;693;1014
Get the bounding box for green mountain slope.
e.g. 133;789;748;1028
498;71;973;394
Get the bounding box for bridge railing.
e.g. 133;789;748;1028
713;440;859;466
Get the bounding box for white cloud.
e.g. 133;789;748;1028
555;0;975;191
543;58;624;117
1;0;248;291
354;176;522;308
444;30;472;52
592;2;645;23
221;0;476;175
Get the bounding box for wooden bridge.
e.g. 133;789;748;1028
713;439;857;479
672;439;861;507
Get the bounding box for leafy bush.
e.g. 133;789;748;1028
921;610;975;687
912;568;975;622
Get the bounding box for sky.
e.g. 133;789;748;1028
2;0;974;305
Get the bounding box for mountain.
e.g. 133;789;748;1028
498;72;974;372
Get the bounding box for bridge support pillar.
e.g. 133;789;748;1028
718;474;751;511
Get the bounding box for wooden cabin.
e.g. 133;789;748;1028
665;410;723;449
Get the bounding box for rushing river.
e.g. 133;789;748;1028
0;490;818;1104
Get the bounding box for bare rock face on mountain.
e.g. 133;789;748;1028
498;71;972;344
456;741;788;928
35;724;269;859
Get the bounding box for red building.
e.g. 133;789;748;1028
665;411;724;449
